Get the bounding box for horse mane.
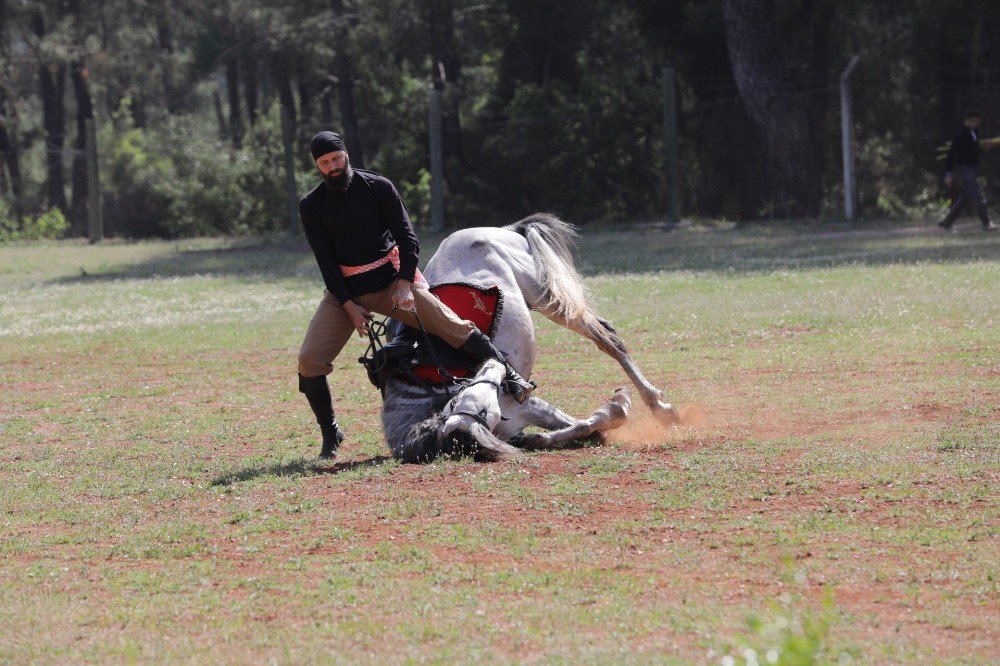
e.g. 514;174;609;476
380;380;451;463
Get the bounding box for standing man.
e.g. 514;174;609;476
939;109;999;232
297;131;533;459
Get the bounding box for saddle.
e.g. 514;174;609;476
360;283;504;391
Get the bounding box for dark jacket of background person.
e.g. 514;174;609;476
945;127;980;173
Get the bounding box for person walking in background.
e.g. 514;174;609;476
939;109;1000;232
297;131;534;460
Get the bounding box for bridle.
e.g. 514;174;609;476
360;307;511;431
443;376;509;428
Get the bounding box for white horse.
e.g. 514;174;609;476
381;213;678;462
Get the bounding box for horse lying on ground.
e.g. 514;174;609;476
379;213;678;462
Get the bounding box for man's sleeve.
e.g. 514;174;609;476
378;179;420;283
300;198;353;304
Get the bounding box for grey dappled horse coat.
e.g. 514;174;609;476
381;213;678;462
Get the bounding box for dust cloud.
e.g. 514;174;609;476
612;403;709;448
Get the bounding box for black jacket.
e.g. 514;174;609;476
945;126;980;173
300;169;419;304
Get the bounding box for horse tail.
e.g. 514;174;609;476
505;213;627;354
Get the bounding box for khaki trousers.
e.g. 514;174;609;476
298;281;476;378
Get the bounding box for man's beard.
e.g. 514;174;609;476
323;160;354;191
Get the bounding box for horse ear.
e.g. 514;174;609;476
468;422;522;462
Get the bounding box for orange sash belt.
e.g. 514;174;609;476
339;246;428;287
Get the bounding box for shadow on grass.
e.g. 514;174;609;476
210;455;393;487
314;455;393;475
47;235;447;285
45;224;1000;287
52;237;318;285
575;225;1000;276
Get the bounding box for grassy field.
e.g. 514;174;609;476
1;221;997;664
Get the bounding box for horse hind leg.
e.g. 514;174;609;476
543;309;679;426
516;387;632;450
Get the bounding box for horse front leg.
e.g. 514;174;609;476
514;388;631;450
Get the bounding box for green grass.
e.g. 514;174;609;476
1;222;997;663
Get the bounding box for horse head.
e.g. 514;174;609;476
436;359;522;461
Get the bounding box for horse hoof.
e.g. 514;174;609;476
514;433;548;451
601;390;631;430
653;402;680;426
611;387;632;408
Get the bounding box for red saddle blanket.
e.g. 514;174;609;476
412;283;502;384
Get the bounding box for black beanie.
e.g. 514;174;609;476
310;131;347;160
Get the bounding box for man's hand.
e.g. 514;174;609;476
945;173;954;188
344;300;372;337
392;279;416;314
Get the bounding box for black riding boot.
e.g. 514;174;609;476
460;329;535;403
298;373;346;459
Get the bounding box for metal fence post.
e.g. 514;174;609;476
662;67;680;227
428;84;445;232
840;55;860;221
85;118;102;243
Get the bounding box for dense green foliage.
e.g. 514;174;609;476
2;0;1000;237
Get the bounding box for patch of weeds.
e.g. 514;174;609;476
237;513;291;536
226;510;252;525
466;467;542;507
715;592;844;666
380;497;442;521
548;473;593;496
422;521;537;556
960;404;996;419
550;498;591;517
579;451;637;478
416;456;477;477
277;498;321;515
373;542;431;570
935;423;997;453
645;467;675;487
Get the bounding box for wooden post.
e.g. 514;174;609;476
662;67;680;227
85;118;102;243
840;55;860;221
281;103;298;235
428;85;445;232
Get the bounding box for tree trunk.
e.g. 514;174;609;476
272;53;298;129
32;10;68;212
226;56;243;146
69;62;94;234
0;121;20;204
330;0;364;166
297;65;314;125
213;89;229;140
0;88;21;207
0;0;21;208
722;0;820;218
157;12;181;114
243;55;259;127
423;0;466;176
66;0;94;234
